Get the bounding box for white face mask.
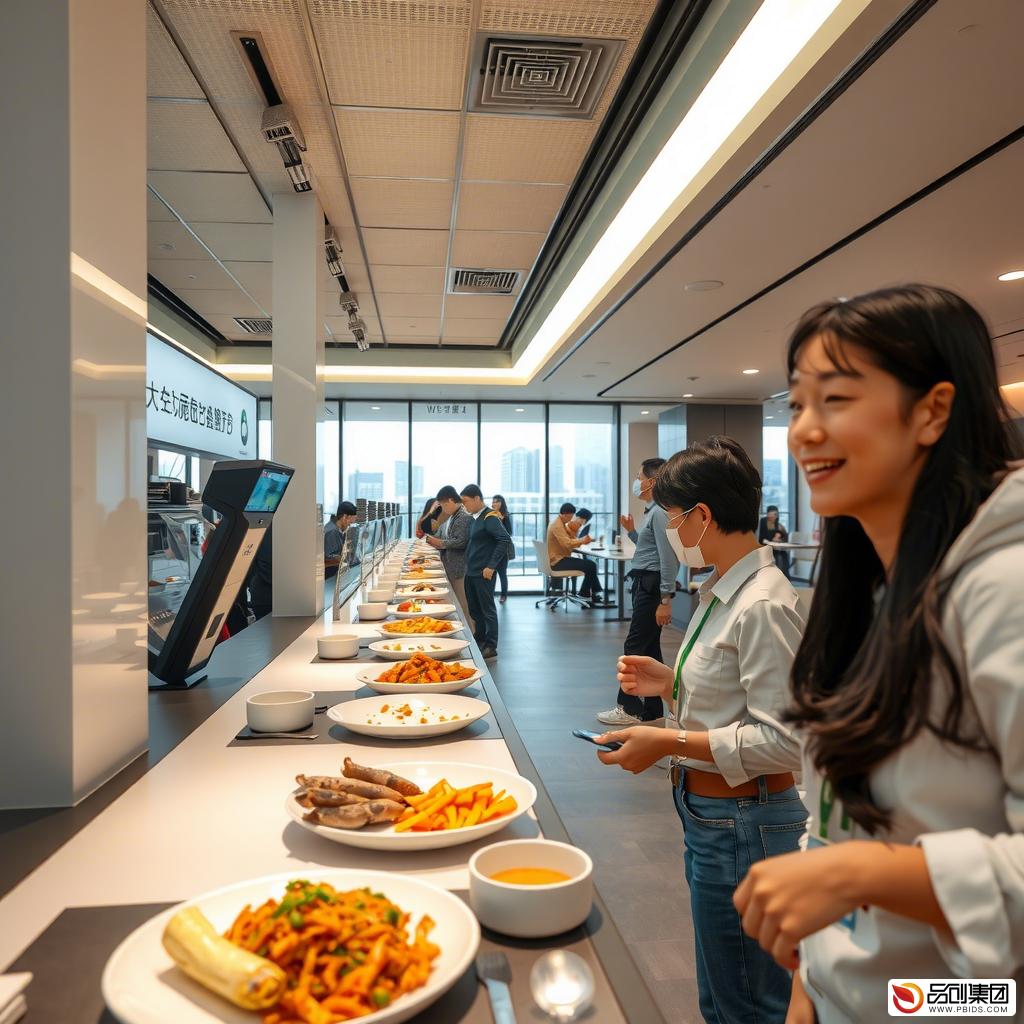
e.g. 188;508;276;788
631;477;644;498
666;506;710;568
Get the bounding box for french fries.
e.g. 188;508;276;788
393;779;518;832
381;617;458;635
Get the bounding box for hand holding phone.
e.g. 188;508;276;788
572;728;623;752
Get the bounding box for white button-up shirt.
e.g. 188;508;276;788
674;544;805;786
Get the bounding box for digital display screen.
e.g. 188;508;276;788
245;470;290;513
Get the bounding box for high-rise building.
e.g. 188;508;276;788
395;461;423;500
574;461;610;501
347;471;384;500
548;445;564;493
500;446;540;493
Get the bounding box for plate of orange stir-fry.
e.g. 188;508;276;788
102;869;479;1024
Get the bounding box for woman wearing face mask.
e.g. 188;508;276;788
734;285;1024;1024
597;435;807;1024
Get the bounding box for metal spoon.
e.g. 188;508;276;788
237;731;318;740
530;950;595;1022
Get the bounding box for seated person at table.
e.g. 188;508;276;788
324;501;358;576
757;504;791;577
547;503;607;605
571;507;595;542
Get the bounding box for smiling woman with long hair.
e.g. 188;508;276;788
734;285;1024;1023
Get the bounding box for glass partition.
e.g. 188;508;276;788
481;404;544;589
342;402;410;520
410;402;478;516
321;400;340;522
762;424;792;530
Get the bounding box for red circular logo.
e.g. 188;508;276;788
891;982;925;1014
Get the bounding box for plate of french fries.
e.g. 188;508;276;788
101;868;479;1024
357;654;483;694
286;761;537;851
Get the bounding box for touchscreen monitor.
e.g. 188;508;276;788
244;469;290;513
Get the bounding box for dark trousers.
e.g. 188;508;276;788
465;572;499;650
618;570;665;720
552;556;603;597
496;556;508;598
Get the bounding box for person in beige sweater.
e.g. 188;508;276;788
546;502;606;605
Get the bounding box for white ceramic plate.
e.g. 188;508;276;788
376;619;464;638
399;569;446;580
287;762;537;852
101;868;480;1024
368;637;471;661
394;585;450;599
327;694;491;738
356;662;483;694
387;603;457;620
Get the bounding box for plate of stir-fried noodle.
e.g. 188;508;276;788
102;869;480;1024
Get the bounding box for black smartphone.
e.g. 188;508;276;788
572;729;623;752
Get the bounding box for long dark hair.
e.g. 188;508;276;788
787;284;1021;832
491;494;510;520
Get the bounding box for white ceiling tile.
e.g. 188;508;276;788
147;5;204;99
456;183;567;232
380;316;441;340
192;223;273;262
148;171;270;224
351;178;454;229
444;293;517;319
376;293;444;318
452;230;545;269
176;288;263;318
148;99;245;172
335;109;460;178
148;258;234;291
441;318;506;341
363;228;449;266
462;115;598;184
370;266;446;293
147;192;177;222
148;221;211;261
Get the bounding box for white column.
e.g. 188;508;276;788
0;0;148;808
271;192;326;616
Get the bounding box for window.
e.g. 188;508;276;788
762;424;792;530
410;402;478;517
548;405;616;544
321;401;340;523
258;399;272;459
156;449;186;481
480;404;544;589
342;402;410;522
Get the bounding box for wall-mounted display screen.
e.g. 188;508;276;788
244;469;291;513
146;332;258;460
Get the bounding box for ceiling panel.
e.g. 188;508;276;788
148;171;270;223
205;315;268;341
351;178;454;229
176;288;263;317
443;293;517;318
147;5;204;99
192;222;273;262
369;265;446;294
376;293;444;318
363;228;449;266
479;0;655;39
462;115;599;184
147;192;177;222
311;0;471;110
380;316;442;340
456;183;567;232
451;229;545;269
149;258;234;291
147;99;246;172
393;336;501;347
148;221;212;261
334;109;460;179
326;312;384;341
441;318;506;341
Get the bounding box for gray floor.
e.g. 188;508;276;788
489;596;701;1024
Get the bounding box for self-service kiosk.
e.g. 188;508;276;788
149;459;293;689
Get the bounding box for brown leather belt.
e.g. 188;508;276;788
670;764;795;798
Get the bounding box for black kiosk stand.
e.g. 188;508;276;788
149;459;293;690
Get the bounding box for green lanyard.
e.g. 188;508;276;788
818;778;851;839
672;596;720;704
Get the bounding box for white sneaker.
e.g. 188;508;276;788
595;706;665;727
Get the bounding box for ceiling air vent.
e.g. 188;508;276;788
468;34;625;119
233;317;272;334
448;268;521;295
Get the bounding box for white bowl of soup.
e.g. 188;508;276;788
468;839;593;938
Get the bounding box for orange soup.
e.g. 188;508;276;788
490;867;572;886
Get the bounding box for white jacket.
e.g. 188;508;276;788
801;467;1024;1023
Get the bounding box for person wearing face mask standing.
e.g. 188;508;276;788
596;458;680;727
595;436;807;1024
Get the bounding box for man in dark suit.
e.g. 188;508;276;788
459;483;507;661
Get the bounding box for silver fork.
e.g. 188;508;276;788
476;951;517;1024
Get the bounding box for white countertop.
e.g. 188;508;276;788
0;543;540;970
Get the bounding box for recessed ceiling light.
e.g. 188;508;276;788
998;270;1024;282
582;373;596;378
685;280;724;292
370;405;381;410
641;410;650;415
157;242;175;252
596;361;611;366
515;407;525;412
766;415;774;420
683;393;694;398
187;274;197;281
742;368;759;375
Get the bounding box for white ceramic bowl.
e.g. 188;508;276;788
358;602;389;621
365;587;393;602
326;694;491;739
287;762;536;852
317;634;359;660
101;868;480;1024
246;690;314;733
468;839;594;938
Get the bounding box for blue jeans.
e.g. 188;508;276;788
673;774;807;1024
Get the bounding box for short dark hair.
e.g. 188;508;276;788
337;500;357;518
436;485;460;503
559;502;576;515
460;483;483;500
641;457;666;479
575;507;593;521
652;435;761;534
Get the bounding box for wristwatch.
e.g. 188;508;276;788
660;595;673;605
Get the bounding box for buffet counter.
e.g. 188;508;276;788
0;541;665;1024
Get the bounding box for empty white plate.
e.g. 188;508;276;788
326;693;491;738
387;602;457;619
368;637;471;661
